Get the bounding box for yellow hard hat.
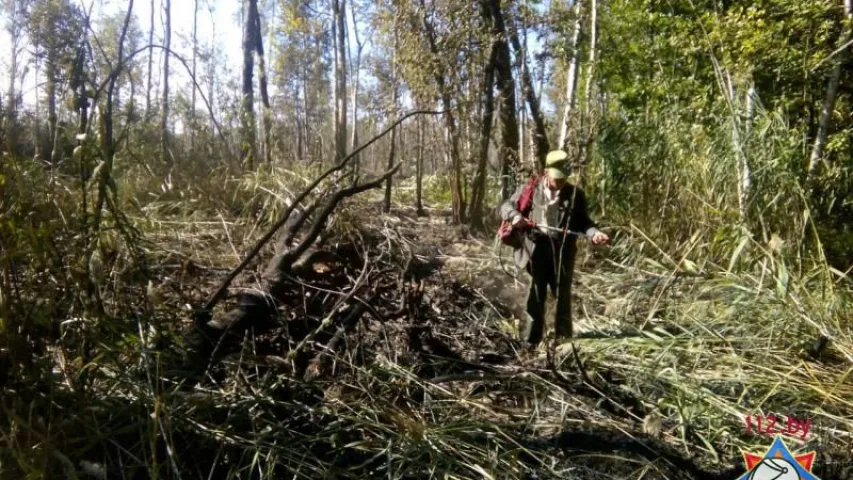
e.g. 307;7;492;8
545;150;570;179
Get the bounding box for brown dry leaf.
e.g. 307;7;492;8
313;262;331;273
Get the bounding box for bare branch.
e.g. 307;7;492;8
199;109;443;318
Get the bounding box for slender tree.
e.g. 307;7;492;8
808;0;853;181
468;28;497;227
558;0;582;151
332;0;348;163
190;0;198;150
254;0;272;165
507;7;549;166
415;0;466;223
241;0;258;168
383;33;399;213
481;0;519;200
27;0;84;163
415;111;426;216
160;0;171;165
94;0;135;230
349;2;369;166
4;0;19;155
145;0;154;118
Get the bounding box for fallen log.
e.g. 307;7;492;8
183;111;446;377
186;166;400;374
197;110;445;325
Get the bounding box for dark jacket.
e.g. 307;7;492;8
500;178;600;271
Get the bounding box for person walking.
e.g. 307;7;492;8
500;150;610;345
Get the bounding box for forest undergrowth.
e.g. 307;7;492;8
1;160;852;479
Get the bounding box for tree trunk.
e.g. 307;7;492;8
333;0;348;163
740;82;755;219
581;0;596;163
468;40;497;228
382;127;398;211
208;8;216;133
506;8;550;167
33;56;41;160
383;36;400;213
4;0;18;154
416;114;425;216
241;0;258;168
418;0;465;223
482;0;519;200
808;0;852;180
382;37;399;212
160;0;171;166
190;0;198;150
583;0;596;109
559;0;583;151
94;0;134;230
45;56;58;164
519;7;528;167
349;4;364;165
145;0;154;119
301;40;311;162
254;2;272;165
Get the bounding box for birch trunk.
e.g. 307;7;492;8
191;0;198;150
558;0;583;151
160;0;172;166
4;0;17;154
581;0;596;163
583;0;596;110
208;7;216;133
146;0;154;119
349;5;365;166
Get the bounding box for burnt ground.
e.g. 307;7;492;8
166;204;746;479
19;201;851;479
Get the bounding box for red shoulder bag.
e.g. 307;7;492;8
497;175;540;249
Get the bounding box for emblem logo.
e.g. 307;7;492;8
738;435;819;480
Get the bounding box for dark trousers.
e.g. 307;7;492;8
522;237;576;344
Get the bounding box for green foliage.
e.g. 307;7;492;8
585;0;853;269
26;0;85;72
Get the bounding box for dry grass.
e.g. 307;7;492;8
1;158;851;479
